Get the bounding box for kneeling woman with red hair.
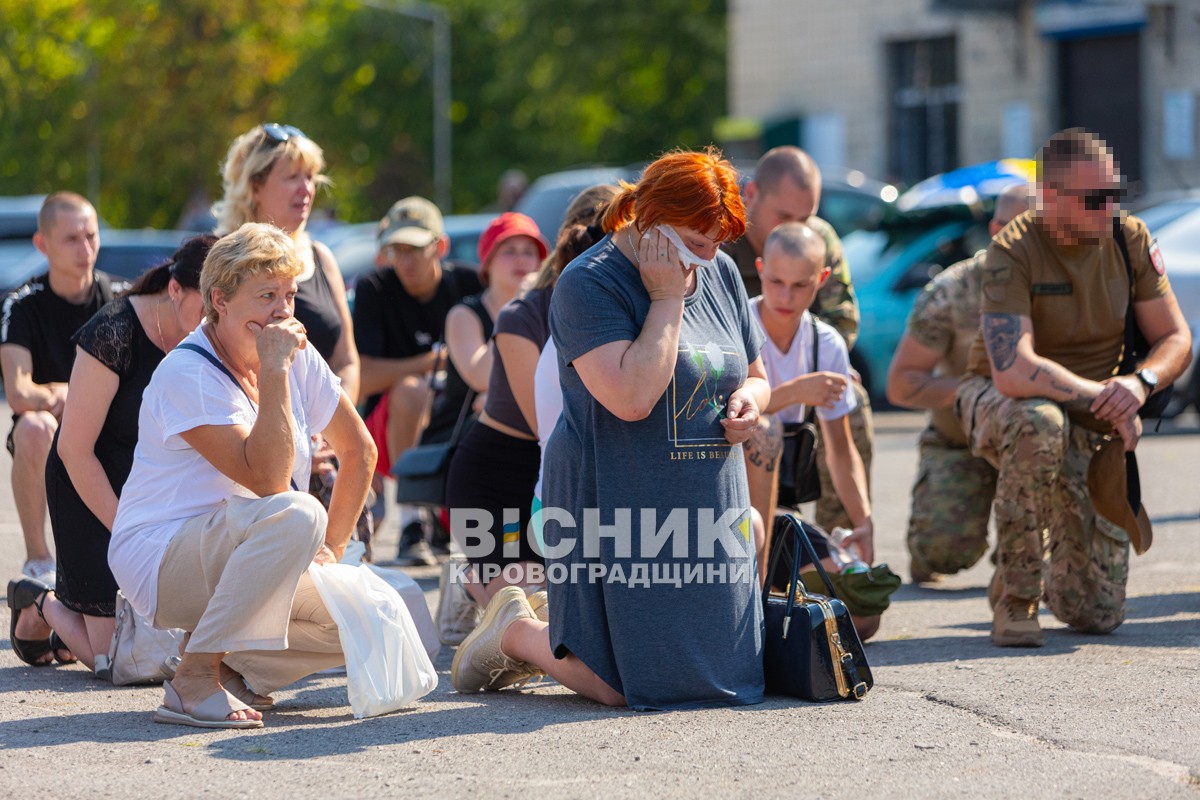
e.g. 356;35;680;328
450;148;771;710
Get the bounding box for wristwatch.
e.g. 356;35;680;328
1135;368;1159;395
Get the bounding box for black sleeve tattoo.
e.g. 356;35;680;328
983;313;1021;372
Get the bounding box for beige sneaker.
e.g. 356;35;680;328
451;586;542;692
991;598;1044;647
526;589;549;623
437;556;482;646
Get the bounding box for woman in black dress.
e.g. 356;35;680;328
7;236;212;670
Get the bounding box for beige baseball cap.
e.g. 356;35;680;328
378;196;444;249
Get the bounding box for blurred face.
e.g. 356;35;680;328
486;235;541;290
35;205;100;279
252;156;315;234
383;240;441;296
746;177;819;243
212;274;298;351
757;245;829;323
1041;156;1122;244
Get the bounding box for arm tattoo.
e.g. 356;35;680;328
983;313;1021;372
744;414;783;472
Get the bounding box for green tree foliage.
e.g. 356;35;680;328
0;0;726;226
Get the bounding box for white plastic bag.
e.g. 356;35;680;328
339;541;441;661
308;563;438;718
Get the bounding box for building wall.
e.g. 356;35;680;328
729;0;1200;193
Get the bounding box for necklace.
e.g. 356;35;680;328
625;227;641;266
154;299;166;351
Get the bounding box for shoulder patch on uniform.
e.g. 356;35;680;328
1149;239;1166;276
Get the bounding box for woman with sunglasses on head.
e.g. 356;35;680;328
8;236;213;671
213;124;372;552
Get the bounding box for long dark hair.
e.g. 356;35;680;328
124;234;216;296
531;184;621;291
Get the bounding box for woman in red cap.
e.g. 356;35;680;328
442;213;548;601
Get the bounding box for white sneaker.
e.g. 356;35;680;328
437;555;481;646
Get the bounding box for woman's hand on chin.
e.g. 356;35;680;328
250;317;308;371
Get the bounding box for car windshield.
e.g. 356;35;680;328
842;226;933;284
1140;199;1200;234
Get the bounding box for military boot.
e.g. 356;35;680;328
991;597;1044;647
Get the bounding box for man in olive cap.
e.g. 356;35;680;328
354;196;482;565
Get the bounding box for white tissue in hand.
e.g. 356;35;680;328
650;225;716;270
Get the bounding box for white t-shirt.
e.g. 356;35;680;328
531;336;563;501
109;323;342;620
750;298;857;423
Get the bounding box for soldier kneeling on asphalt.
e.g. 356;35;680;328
955;129;1191;647
886;183;1032;583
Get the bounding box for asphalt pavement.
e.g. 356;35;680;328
1;409;1197;799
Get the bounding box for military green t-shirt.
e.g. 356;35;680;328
967;211;1170;382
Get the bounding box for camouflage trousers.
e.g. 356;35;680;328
955;375;1129;633
815;381;873;530
907;427;998;576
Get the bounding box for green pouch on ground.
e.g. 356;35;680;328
800;565;901;617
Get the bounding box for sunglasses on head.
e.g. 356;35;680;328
260;123;307;148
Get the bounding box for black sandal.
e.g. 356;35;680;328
7;577;55;667
50;632;76;665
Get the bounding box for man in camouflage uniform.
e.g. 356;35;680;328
955;129;1190;647
886;184;1032;583
724;146;872;534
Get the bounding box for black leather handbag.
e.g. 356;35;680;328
778;317;822;507
762;512;873;702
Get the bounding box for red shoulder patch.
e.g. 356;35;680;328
1149;240;1166;276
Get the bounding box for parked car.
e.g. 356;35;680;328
515;166;640;242
515;163;898;248
0;229;199;293
843;204;993;401
1137;195;1200;414
0;195;45;242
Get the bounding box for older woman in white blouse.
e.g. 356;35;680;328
110;223;376;729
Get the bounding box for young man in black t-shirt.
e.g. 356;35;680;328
1;192;116;583
353;196;482;564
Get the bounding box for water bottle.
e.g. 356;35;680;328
829;526;869;574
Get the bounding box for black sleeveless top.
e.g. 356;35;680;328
424;293;493;443
293;245;342;362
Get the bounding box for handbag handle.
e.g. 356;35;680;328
765;512;843;602
422;341;475;449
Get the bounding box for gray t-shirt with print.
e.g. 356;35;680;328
543;235;765;711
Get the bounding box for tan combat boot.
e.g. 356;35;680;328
991;597;1045;647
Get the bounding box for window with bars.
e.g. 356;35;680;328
888;37;960;186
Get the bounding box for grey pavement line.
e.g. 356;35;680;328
897;686;1200;788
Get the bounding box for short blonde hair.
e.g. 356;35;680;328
201;223;303;323
212;125;330;235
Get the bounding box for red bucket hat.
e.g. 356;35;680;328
477;212;548;284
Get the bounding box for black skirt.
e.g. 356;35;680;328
445;422;543;578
